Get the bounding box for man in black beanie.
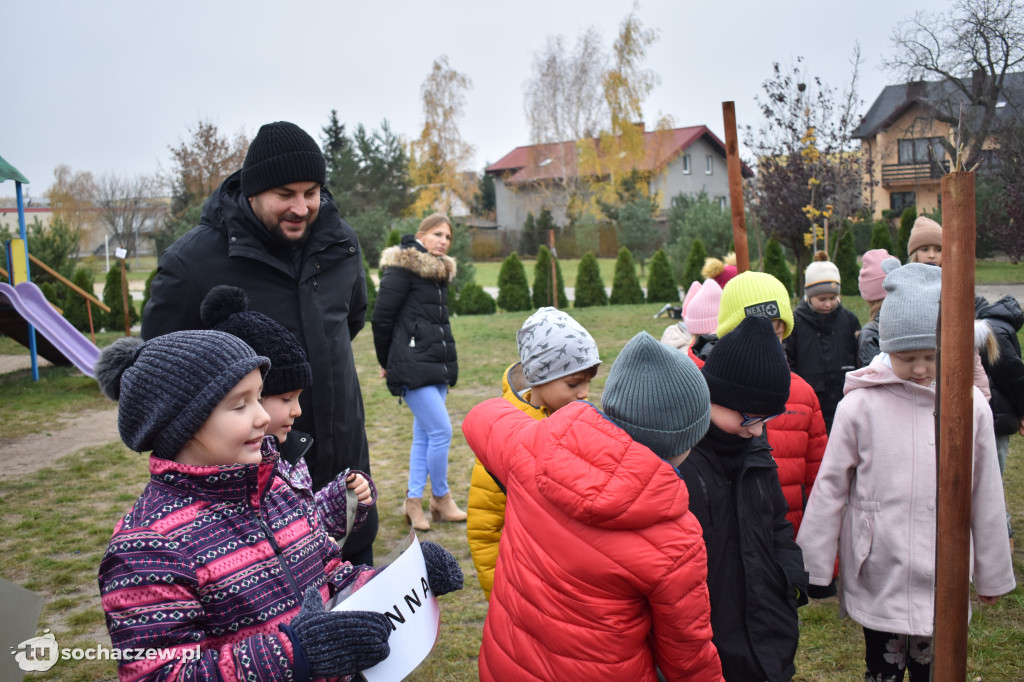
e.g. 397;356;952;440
142;121;378;564
679;315;809;682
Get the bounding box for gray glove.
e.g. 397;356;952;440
285;587;391;678
421;541;464;596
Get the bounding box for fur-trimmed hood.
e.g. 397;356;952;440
379;237;457;283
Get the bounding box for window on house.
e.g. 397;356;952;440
890;191;916;212
897;138;945;165
716;196;727;211
705;155;713;174
682;154;691;174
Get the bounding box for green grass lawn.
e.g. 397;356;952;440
1;302;1022;680
976;259;1024;284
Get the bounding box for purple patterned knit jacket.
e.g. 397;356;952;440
99;441;373;681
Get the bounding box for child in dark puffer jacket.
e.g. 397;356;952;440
95;330;462;681
786;253;861;432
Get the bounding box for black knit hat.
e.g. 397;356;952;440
200;285;312;396
240;121;327;197
701;316;790;415
94;331;269;459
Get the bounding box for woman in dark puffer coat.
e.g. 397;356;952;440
372;214;462;531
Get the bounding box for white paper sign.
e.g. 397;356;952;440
114;247;127;259
332;532;440;681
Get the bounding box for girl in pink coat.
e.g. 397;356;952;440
797;260;1015;681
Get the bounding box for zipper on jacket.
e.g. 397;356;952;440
438;282;449;381
259;516;304;601
250;478;305;601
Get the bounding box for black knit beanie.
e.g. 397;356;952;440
240;121;327;197
200;285;312;396
94;331;269;459
701;316;790;415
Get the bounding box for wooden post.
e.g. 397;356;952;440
932;171;975;682
549;229;557;308
87;301;95;344
721;101;750;273
120;258;131;337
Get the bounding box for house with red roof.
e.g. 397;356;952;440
484;124;753;232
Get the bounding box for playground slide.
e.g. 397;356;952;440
0;281;100;378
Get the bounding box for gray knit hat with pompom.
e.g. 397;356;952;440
95;330;269;459
601;331;710;459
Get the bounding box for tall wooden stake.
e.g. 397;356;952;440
722;101;750;273
933;171;975;682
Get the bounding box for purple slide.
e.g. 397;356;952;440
0;281;100;378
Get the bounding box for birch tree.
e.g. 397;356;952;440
409;55;475;217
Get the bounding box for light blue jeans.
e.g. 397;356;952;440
404;384;452;498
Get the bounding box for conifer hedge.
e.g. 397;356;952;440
609;247;644;305
573;252;608;308
532;246;568;308
680;238;708;290
646;249;678;303
763;238;793;297
102;263;137;332
496;253;532;311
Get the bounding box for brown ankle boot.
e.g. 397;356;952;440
404;496;430;531
430;492;467;522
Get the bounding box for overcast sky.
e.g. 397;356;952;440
1;0;934;202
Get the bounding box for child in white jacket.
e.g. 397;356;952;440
796;259;1015;682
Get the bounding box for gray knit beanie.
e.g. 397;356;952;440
878;259;942;352
517;307;601;386
601;332;710;459
95;330;270;459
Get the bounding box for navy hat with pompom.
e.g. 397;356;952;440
95;331;269;459
200;285;312;396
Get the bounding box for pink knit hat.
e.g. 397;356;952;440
858;249;890;302
684;279;723;335
681;281;702;317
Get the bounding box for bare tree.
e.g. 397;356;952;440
95;173;164;258
745;51;865;295
45;164;98;234
884;0;1024;167
524;27;608;144
165;119;249;215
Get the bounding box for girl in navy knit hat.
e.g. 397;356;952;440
94;331;463;681
200;285;376;549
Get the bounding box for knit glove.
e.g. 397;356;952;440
807;578;838;600
421;541;464;596
284;587;391;679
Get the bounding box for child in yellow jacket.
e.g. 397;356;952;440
466;307;601;598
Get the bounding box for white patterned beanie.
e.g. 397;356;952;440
516;307;601;386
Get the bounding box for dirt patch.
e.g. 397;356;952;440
0;354;52;374
0;407;120;481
